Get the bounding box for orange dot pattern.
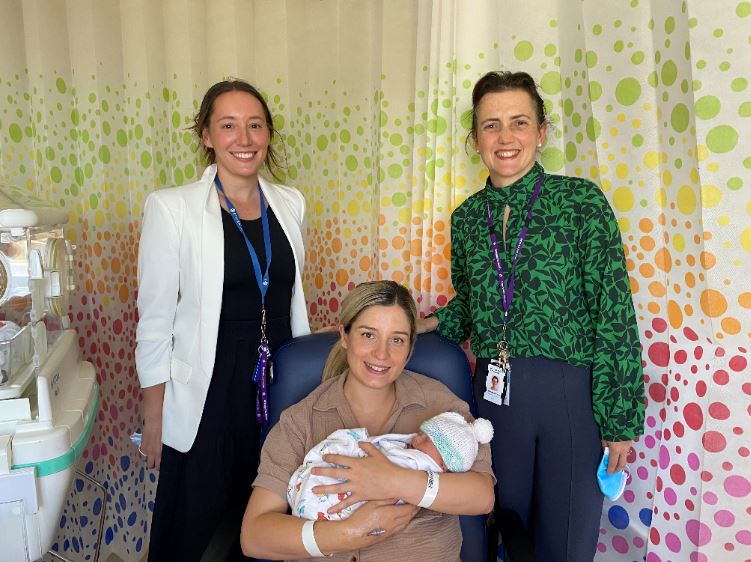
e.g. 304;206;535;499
0;4;749;560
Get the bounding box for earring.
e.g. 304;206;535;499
537;143;542;147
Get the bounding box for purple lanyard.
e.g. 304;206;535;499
214;175;272;425
485;175;543;328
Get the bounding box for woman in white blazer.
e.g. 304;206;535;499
136;79;310;561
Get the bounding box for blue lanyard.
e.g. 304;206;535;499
214;175;272;306
214;174;274;425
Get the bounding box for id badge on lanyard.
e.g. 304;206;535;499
484;364;510;406
484;332;511;406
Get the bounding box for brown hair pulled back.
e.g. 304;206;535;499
466;71;547;147
191;79;285;181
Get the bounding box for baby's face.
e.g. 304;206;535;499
410;432;448;471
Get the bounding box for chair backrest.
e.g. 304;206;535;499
264;331;487;562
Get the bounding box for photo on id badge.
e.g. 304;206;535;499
484;363;509;406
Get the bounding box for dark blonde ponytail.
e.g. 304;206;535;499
321;340;349;382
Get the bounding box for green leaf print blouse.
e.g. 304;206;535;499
434;162;645;441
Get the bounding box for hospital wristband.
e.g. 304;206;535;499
417;468;440;508
301;520;330;558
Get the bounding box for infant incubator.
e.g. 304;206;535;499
0;186;102;561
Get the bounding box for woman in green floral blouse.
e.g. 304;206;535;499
418;71;644;561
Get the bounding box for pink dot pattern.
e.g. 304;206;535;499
597;318;751;561
0;4;748;561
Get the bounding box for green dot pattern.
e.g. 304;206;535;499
0;4;749;561
616;78;642;106
695;96;721;119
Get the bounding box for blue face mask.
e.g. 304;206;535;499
597;447;628;501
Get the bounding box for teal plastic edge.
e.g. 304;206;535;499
12;383;100;477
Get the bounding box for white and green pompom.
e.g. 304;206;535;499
472;418;494;444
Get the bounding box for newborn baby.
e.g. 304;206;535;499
287;411;494;520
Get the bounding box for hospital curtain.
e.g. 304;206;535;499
1;0;749;560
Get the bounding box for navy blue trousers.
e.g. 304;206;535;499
474;357;604;562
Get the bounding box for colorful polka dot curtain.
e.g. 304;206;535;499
1;0;749;560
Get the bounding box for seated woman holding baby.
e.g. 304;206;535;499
241;280;495;561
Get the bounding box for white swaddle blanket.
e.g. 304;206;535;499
287;427;443;521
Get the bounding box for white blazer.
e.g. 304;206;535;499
135;164;310;452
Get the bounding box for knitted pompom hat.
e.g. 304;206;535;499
419;412;494;472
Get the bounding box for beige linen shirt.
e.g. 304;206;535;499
253;370;494;562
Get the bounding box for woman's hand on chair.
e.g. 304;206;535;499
312;442;410;514
416;316;438;334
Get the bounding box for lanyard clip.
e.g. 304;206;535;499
260;307;268;344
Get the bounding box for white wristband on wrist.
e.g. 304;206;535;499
302;520;329;557
417;468;440;508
